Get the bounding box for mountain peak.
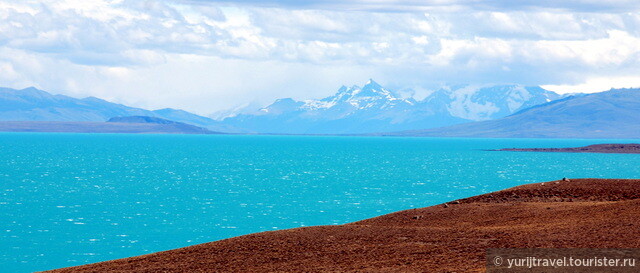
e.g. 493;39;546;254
17;86;50;96
21;86;39;91
364;79;382;89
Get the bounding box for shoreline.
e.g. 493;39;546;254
496;143;640;154
46;178;640;272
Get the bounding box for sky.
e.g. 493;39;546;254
1;0;640;117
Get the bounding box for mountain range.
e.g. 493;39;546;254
7;83;639;138
221;80;563;134
381;88;640;138
1;82;567;135
0;87;238;132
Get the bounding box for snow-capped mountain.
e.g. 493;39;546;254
426;85;562;121
221;80;564;134
385;88;640;138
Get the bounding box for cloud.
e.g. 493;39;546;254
542;76;640;93
0;0;230;65
2;0;640;115
4;0;639;67
182;0;640;12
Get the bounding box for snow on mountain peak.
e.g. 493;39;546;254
440;84;562;121
225;80;565;134
364;78;382;88
299;80;409;111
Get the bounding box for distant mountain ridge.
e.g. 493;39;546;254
221;80;563;134
0;87;239;132
380;88;640;138
108;116;185;124
0;120;216;134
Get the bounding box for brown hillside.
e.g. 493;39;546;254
46;179;640;273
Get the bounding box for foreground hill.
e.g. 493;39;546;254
222;80;562;134
47;179;640;272
382;88;640;138
0;116;217;134
0;87;238;132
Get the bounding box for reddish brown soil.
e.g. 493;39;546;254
46;179;640;273
498;143;640;154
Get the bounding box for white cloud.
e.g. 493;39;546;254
183;0;640;12
543;76;640;94
1;0;640;115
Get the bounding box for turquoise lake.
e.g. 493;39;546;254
1;133;640;272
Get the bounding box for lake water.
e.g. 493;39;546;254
1;133;639;272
